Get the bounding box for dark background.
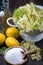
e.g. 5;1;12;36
0;0;43;65
9;0;43;13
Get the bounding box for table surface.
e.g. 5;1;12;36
0;39;43;65
0;0;43;65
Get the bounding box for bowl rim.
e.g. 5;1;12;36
4;46;28;65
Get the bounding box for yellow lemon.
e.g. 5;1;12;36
5;37;20;47
6;27;19;38
0;33;6;46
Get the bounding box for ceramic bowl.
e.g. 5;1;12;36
4;46;28;65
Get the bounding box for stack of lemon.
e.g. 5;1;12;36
0;27;20;47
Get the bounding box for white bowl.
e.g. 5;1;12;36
21;5;43;42
7;5;43;42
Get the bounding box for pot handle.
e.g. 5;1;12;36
7;17;18;27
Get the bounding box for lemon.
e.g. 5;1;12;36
0;33;6;46
5;37;20;47
6;27;19;38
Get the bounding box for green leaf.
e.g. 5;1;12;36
0;46;7;55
